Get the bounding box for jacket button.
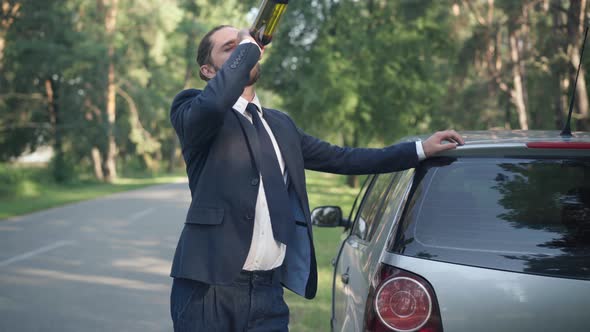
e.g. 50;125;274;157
251;178;259;186
245;214;254;220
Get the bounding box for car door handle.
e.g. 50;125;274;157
340;272;349;284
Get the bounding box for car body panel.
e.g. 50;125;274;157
332;171;415;331
329;131;590;332
381;253;590;332
332;237;370;332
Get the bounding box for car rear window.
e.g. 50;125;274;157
391;157;590;280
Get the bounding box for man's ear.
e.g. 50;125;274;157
200;64;217;80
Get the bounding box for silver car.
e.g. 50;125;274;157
312;131;590;332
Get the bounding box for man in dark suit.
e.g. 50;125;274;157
169;25;464;331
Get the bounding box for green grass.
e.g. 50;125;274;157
286;171;361;332
0;165;185;220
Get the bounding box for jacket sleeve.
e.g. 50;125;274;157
298;127;420;175
169;43;261;150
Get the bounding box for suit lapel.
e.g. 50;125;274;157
262;109;297;172
263;109;314;235
263;109;306;199
232;110;263;171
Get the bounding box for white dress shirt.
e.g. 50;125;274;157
233;41;425;271
233;94;287;271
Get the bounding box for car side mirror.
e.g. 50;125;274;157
311;206;350;228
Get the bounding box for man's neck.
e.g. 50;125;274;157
242;85;255;102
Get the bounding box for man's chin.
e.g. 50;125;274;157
246;64;261;86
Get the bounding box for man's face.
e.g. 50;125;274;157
201;26;261;85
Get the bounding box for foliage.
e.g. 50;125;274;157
0;0;259;181
262;0;459;146
1;0;590;184
0;162;185;219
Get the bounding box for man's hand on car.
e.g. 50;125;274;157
422;130;465;158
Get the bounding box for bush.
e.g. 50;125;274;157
0;164;41;197
49;153;78;183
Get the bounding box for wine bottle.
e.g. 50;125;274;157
250;0;289;47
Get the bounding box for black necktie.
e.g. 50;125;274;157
245;103;293;245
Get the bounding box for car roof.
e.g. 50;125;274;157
401;130;590;157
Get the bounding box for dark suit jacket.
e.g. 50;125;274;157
169;42;419;299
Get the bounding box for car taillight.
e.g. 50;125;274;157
365;265;443;332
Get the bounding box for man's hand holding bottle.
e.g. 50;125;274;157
238;29;265;59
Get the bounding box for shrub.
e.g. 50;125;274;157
0;164;41;197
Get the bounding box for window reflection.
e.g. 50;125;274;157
395;158;590;280
494;160;590;278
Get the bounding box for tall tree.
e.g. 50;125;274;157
98;0;119;182
506;0;531;130
566;0;588;130
459;0;533;130
0;1;20;71
0;0;84;181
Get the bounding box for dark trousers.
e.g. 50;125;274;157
170;269;289;331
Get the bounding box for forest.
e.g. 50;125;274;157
1;0;588;184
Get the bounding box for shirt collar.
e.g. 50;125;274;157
232;94;263;117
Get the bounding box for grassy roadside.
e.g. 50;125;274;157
286;171;361;332
0;165;185;220
0;164;361;331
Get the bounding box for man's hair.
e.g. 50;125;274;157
196;25;231;81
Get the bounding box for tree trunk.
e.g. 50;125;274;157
167;137;179;173
344;129;359;188
509;28;529;130
346;172;359;188
485;0;496;95
473;0;518;129
552;1;567;130
0;31;5;71
558;76;569;129
91;147;104;181
517;1;531;113
82;95;105;180
45;78;66;182
101;0;118;182
519;4;530;124
1;1;21;71
182;30;195;89
573;52;588;130
568;0;589;131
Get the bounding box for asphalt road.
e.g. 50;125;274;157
0;182;191;332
